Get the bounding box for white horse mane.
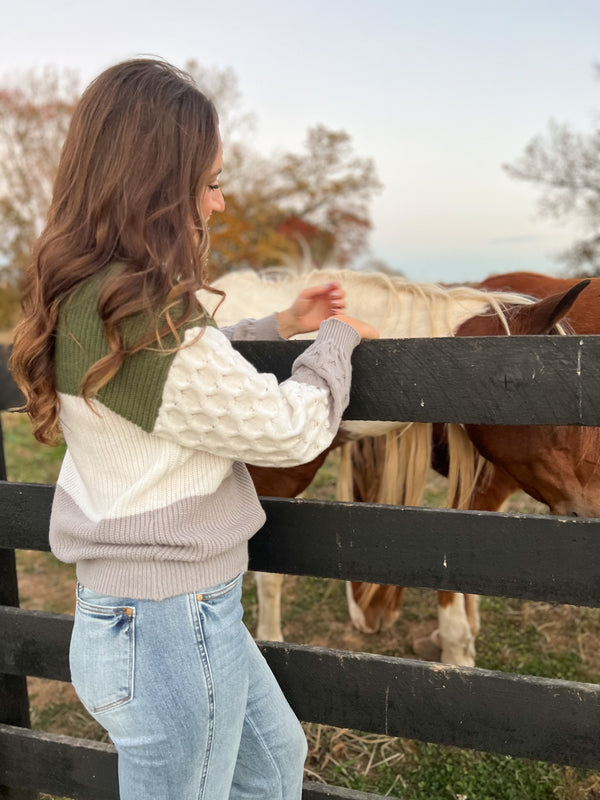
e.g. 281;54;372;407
209;263;539;337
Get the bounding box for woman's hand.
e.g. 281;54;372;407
277;282;345;338
331;314;380;339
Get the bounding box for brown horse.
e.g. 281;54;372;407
477;271;600;334
462;271;599;518
348;275;600;665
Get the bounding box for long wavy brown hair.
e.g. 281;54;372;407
11;58;222;445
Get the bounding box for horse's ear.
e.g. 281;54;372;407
511;279;590;334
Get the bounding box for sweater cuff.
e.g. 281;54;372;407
260;312;286;340
316;317;361;350
220;312;284;341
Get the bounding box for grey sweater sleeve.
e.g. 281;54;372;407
289;317;360;429
219;313;283;341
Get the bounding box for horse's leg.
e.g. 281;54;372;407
247;443;341;643
414;458;519;665
464;592;481;644
255;572;285;641
346;581;405;633
412;592;479;665
437;591;476;665
342;428;430;636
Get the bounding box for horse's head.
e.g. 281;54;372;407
455;279;600;518
456;280;590;337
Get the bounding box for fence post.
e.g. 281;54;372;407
0;413;38;799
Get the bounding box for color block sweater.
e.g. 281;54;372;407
49;268;360;600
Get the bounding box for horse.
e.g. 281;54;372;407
463;270;600;518
200;267;591;665
345;273;600;666
477;271;599;334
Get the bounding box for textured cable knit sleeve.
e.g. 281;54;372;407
153;317;359;467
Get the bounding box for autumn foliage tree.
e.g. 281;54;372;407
184;61;381;277
0;67;79;327
0;69;78;279
0;62;381;327
206;125;380;279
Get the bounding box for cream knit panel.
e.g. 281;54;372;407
153;325;337;467
56;394;235;517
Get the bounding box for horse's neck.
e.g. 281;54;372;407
207;270;492;338
205;273;300;324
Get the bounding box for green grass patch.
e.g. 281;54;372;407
477;597;600;683
305;729;598;800
1;411;65;483
397;742;587;800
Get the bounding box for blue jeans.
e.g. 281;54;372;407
70;575;307;799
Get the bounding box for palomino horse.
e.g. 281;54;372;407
346;274;600;666
200;267;590;664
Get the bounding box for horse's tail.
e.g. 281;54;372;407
338;422;485;512
445;423;486;509
337;424;432;613
337;423;432;507
338;423;486;616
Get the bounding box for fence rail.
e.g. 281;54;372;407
1;603;599;770
3;481;600;606
2;337;600;798
4;336;600;424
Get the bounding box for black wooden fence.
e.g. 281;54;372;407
2;336;600;800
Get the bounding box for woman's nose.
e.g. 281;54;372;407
214;188;225;213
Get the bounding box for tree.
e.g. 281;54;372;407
0;62;382;328
0;67;79;287
184;60;256;152
503;68;600;276
185;61;382;275
207;125;381;279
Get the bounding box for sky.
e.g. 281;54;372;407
1;0;599;284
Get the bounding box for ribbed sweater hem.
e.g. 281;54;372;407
75;541;249;600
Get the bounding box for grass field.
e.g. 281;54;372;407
3;410;600;799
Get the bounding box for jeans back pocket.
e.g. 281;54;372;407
70;595;136;715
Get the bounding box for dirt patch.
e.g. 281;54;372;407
17;551;76;614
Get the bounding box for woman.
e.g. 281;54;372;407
11;58;378;800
